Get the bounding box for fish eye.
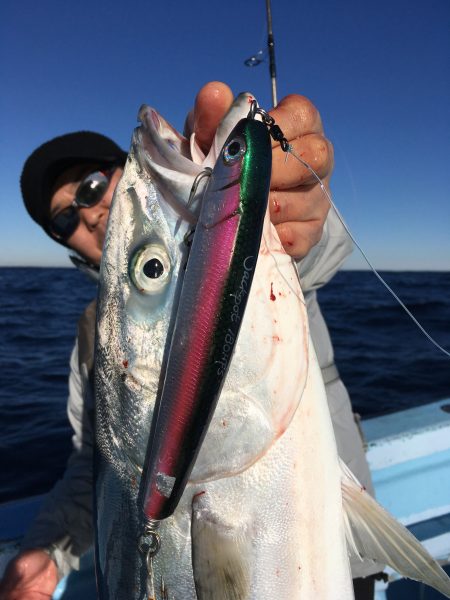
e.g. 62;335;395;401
130;245;171;294
223;136;246;164
143;258;164;278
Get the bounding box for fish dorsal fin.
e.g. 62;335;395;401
340;460;450;597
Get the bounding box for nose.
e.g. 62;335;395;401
79;172;119;228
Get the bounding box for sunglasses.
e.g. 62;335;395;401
49;167;117;240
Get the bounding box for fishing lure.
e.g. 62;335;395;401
138;103;272;587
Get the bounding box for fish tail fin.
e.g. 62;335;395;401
191;498;251;600
340;459;450;598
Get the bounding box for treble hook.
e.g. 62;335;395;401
173;168;212;238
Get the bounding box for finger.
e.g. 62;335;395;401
192;82;234;153
183;109;195;138
269;181;330;226
275;219;326;259
268;94;324;145
0;551;58;598
0;591;52;599
271;134;334;189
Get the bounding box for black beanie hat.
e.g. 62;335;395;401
20;131;127;238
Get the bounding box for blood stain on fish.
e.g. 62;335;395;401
270;283;276;301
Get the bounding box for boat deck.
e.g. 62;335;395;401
362;397;450;598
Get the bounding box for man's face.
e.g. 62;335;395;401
49;164;123;266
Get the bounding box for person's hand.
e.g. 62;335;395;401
0;549;58;600
188;81;334;259
267;94;333;258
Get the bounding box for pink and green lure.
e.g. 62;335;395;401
141;114;272;522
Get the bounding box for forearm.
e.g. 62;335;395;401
20;452;93;578
21;342;94;579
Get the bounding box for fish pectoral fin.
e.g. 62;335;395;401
191;501;252;600
340;459;450;598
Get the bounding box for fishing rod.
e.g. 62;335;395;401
265;0;278;107
244;0;278;107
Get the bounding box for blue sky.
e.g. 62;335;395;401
1;0;449;270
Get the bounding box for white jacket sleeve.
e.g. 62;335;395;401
297;207;353;293
21;341;94;579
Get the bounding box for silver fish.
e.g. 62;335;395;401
94;94;450;599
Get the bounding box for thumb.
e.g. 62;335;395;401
191;81;234;154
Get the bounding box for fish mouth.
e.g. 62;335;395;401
132;95;259;227
134;106;207;224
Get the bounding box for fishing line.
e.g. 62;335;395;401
286;145;450;360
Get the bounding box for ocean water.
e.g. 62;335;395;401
0;267;449;502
